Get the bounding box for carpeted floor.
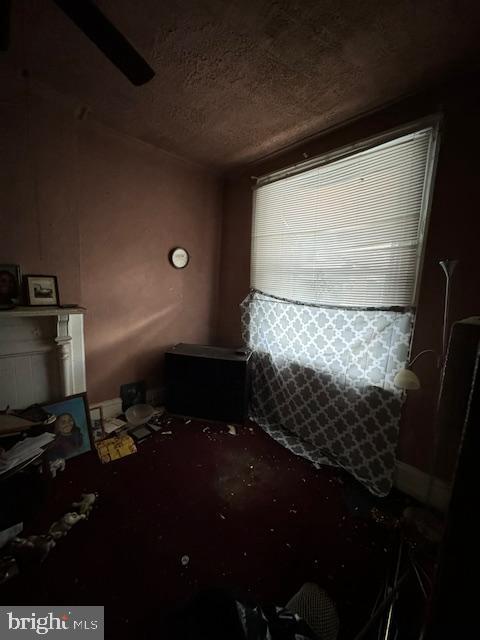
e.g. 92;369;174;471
1;417;399;639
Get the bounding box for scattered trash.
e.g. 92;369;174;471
289;509;297;514
227;425;237;436
9;536;55;566
181;555;190;566
270;528;274;532
49;512;85;540
185;419;191;424
285;543;291;548
96;434;137;464
48;457;66;478
72;493;98;517
202;427;210;433
248;427;254;433
104;417;127;434
219;514;226;520
161;431;173;435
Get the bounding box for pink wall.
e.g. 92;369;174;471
0;74;222;403
216;79;480;478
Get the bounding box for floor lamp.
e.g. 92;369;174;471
355;260;459;640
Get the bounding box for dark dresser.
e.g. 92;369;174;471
165;344;251;423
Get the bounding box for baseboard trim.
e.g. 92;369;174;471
394;460;451;512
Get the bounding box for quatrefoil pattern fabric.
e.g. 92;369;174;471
241;290;413;496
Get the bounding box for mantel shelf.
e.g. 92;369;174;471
0;306;86;318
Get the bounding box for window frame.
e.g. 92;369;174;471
251;114;442;309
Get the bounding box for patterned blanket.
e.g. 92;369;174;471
241;290;413;496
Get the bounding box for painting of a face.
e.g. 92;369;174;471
56;413;75;435
0;268;19;304
43;394;92;461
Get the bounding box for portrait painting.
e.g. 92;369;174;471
0;264;21;307
43;393;92;461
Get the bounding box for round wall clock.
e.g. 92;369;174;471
169;247;190;269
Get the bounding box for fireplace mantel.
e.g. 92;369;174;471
0;306;86;318
0;307;87;409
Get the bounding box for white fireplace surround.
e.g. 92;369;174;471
0;307;86;410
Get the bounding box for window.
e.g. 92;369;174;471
251;122;439;308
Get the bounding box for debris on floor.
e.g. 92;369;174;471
227;425;237;436
72;492;98;517
181;555;190;567
403;506;443;543
103;417;127;434
96;434;137;464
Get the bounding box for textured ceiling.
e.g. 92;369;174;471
4;0;480;168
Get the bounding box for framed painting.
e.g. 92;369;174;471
0;264;21;307
24;274;59;306
43;393;92;461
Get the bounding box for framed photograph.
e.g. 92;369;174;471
0;264;22;307
42;393;92;461
24;274;59;306
89;405;105;443
120;380;146;412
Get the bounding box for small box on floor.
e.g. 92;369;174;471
95;434;136;464
130;425;152;443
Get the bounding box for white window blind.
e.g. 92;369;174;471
251;126;438;308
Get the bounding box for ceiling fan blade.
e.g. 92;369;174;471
53;0;155;86
0;0;11;51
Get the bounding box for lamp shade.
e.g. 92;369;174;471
394;368;421;390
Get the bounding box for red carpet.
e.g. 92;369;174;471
1;417;395;639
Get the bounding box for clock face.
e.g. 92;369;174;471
169;247;189;269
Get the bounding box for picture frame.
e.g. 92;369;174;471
42;393;93;461
24;274;59;307
0;264;22;307
89;405;106;443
